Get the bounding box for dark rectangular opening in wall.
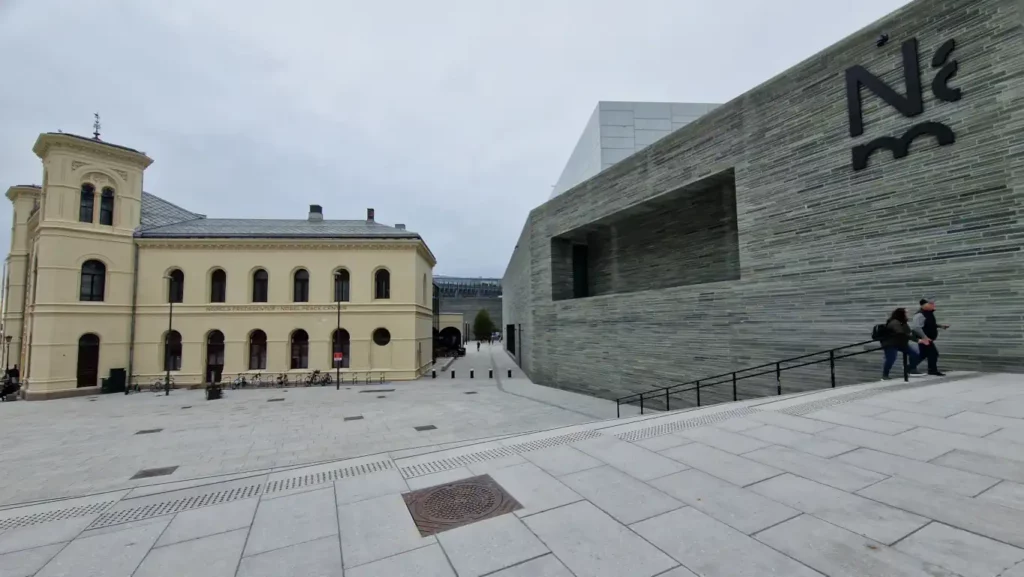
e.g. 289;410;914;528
551;168;739;300
572;244;589;298
506;324;516;355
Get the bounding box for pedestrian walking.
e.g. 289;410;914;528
879;308;923;380
911;298;949;376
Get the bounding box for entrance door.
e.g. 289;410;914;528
206;330;225;383
76;334;100;387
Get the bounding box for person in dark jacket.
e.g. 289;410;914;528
911;298;949;376
881;308;922;379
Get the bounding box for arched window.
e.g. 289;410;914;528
79;260;106;301
252;269;269;302
293;269;309;302
99;187;115;226
290;329;309;369
168;269;184;303
249;330;267;370
76;333;100;387
332;328;350;368
333;269;350;302
164;330;182;371
206;330;225;383
374;269;390;299
79;184;95;223
210;269;227;303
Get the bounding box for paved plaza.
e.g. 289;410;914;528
0;344;635;509
1;364;1024;576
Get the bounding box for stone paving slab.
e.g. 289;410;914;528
2;372;1023;577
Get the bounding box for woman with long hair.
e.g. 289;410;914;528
880;307;922;379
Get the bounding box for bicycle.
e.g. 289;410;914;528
275;373;289;387
250;372;264;388
305;370;331;386
150;376;176;392
231;374;248;389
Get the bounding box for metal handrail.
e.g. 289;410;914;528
615;340;908;417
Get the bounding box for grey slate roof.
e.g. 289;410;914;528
140;192;205;229
136;192;420;239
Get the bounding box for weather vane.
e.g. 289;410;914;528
93;113;101;140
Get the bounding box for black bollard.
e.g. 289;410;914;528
507;369;512;378
489;369;493;378
451;370;455;378
470;370;474;379
432;370;436;379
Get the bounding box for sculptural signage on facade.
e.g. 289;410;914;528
845;38;961;171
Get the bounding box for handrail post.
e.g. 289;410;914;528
696;380;701;407
776;362;782;396
640;394;645;415
902;350;909;382
665;388;670;412
732;373;738;401
829;349;836;388
616;399;620;419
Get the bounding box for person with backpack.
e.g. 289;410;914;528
911;298;948;376
877;307;923;380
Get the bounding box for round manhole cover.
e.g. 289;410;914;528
403;474;522;536
420;483;499;521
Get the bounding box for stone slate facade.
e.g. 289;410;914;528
503;0;1024;408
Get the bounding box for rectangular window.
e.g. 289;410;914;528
79;193;94;223
249;345;266;370
572;244;589;299
253;279;268;302
99;191;114;226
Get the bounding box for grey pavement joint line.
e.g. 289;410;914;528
398;430;604;478
477;553;556;577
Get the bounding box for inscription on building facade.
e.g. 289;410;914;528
845;37;961;171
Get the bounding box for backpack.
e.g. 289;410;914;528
871;323;889;341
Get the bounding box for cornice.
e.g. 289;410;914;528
5;185;41;202
136;239;421;251
32;133;153;168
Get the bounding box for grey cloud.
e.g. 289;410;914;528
0;0;910;277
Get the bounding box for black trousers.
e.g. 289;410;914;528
919;341;940;373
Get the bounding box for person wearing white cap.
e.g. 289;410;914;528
911;298;950;376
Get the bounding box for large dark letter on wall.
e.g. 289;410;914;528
845;37;961;171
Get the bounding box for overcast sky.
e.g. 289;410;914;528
0;0;910;277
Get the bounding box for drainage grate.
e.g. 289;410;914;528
377;396;386;399
135;429;163;435
464;392;478;395
616;407;762;442
0;500;117;531
267;398;285;402
403;474;521;537
778;376;962;416
360;389;395;393
344;416;364;421
130;466;179;480
415;425;437;431
89;484;263;529
181;406;192;409
399;430;603;478
264;460;395;494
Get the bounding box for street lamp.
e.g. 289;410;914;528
164;275;174;396
4;335;11;372
334;272;342;390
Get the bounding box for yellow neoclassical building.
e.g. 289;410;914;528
3;132;437;400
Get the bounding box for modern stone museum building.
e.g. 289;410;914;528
503;0;1024;404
